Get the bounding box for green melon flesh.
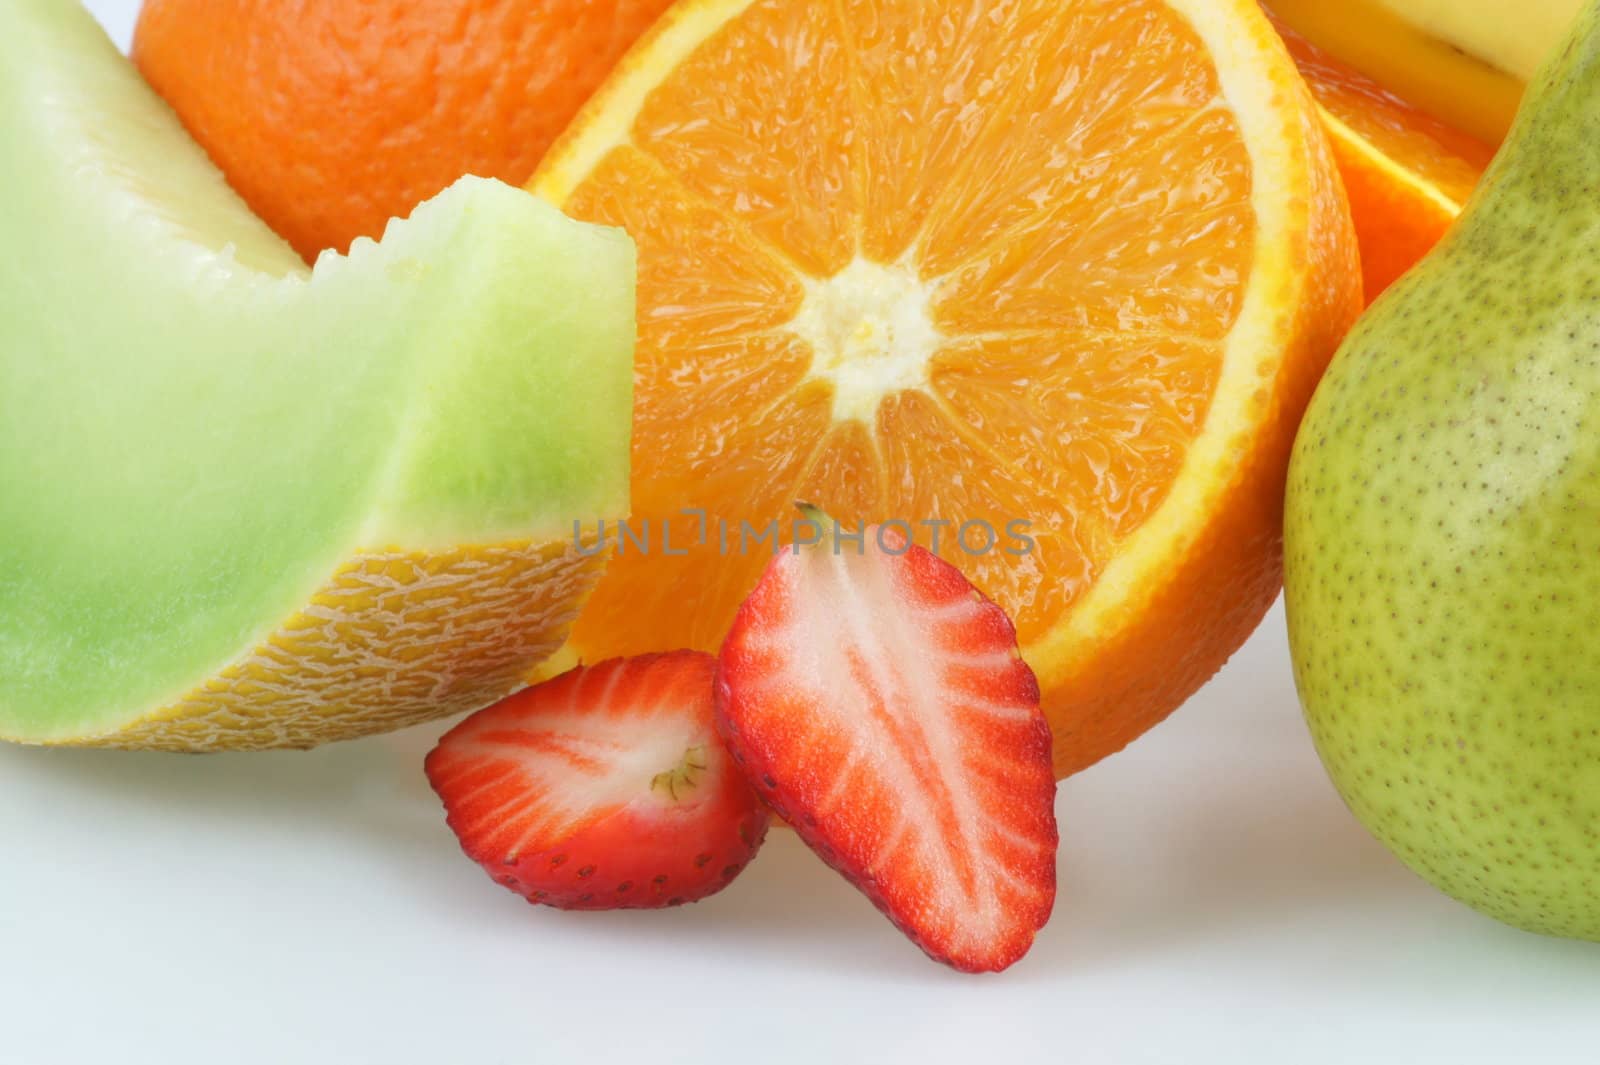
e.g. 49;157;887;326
0;0;636;741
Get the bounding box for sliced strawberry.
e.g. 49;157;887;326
425;652;769;911
715;510;1058;972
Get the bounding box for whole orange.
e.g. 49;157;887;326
133;0;677;260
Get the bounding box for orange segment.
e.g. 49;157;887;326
598;376;836;653
931;332;1224;546
1270;10;1496;301
915;7;1226;280
794;421;885;522
535;0;1360;775
847;2;1059;265
631;3;860;276
564;147;805;343
873;387;1086;638
931;97;1255;340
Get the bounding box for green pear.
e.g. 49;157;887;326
1285;0;1600;938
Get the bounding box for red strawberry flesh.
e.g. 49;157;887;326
426;652;769;910
716;513;1058;972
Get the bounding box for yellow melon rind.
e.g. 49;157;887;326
51;538;606;753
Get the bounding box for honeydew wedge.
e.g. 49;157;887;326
0;0;635;751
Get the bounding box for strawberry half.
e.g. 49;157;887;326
425;652;769;911
715;509;1058;972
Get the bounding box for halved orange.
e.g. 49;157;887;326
533;0;1360;776
1272;11;1496;301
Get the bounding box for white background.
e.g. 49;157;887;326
4;3;1598;1063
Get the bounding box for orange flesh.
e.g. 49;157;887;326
557;0;1257;659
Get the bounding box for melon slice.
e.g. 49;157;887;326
0;0;635;751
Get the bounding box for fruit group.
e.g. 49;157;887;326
1286;2;1600;939
0;0;634;750
534;0;1360;776
427;653;769;910
133;0;678;259
1274;14;1495;301
716;511;1057;972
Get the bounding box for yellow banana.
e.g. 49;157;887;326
1377;0;1583;81
1270;0;1583;143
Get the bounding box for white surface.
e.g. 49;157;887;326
5;3;1599;1063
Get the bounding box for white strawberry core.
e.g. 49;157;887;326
457;704;710;858
787;258;942;424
